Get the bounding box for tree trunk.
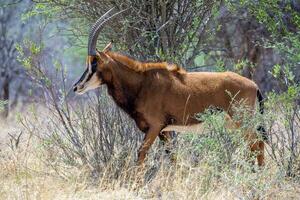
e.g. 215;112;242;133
1;78;9;118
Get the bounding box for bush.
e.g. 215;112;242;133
265;88;300;178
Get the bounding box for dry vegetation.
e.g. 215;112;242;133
0;91;300;200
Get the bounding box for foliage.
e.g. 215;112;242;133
30;0;222;67
0;100;8;111
231;1;300;84
236;1;300;35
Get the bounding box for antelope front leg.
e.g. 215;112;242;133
137;126;161;165
250;140;265;167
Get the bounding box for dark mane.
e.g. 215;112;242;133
107;52;186;74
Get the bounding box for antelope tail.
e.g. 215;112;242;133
257;89;268;141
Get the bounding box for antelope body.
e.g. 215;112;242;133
73;9;266;166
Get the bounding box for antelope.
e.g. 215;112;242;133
73;9;267;166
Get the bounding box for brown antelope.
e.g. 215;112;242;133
73;9;267;166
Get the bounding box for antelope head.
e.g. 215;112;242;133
73;8;123;94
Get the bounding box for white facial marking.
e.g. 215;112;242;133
76;73;102;95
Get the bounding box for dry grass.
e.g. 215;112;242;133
0;105;300;200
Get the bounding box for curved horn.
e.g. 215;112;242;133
88;8;126;55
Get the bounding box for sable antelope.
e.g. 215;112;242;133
73;9;267;166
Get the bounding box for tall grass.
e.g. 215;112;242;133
1;98;300;199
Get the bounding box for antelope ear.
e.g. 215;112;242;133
96;50;110;63
102;42;112;53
